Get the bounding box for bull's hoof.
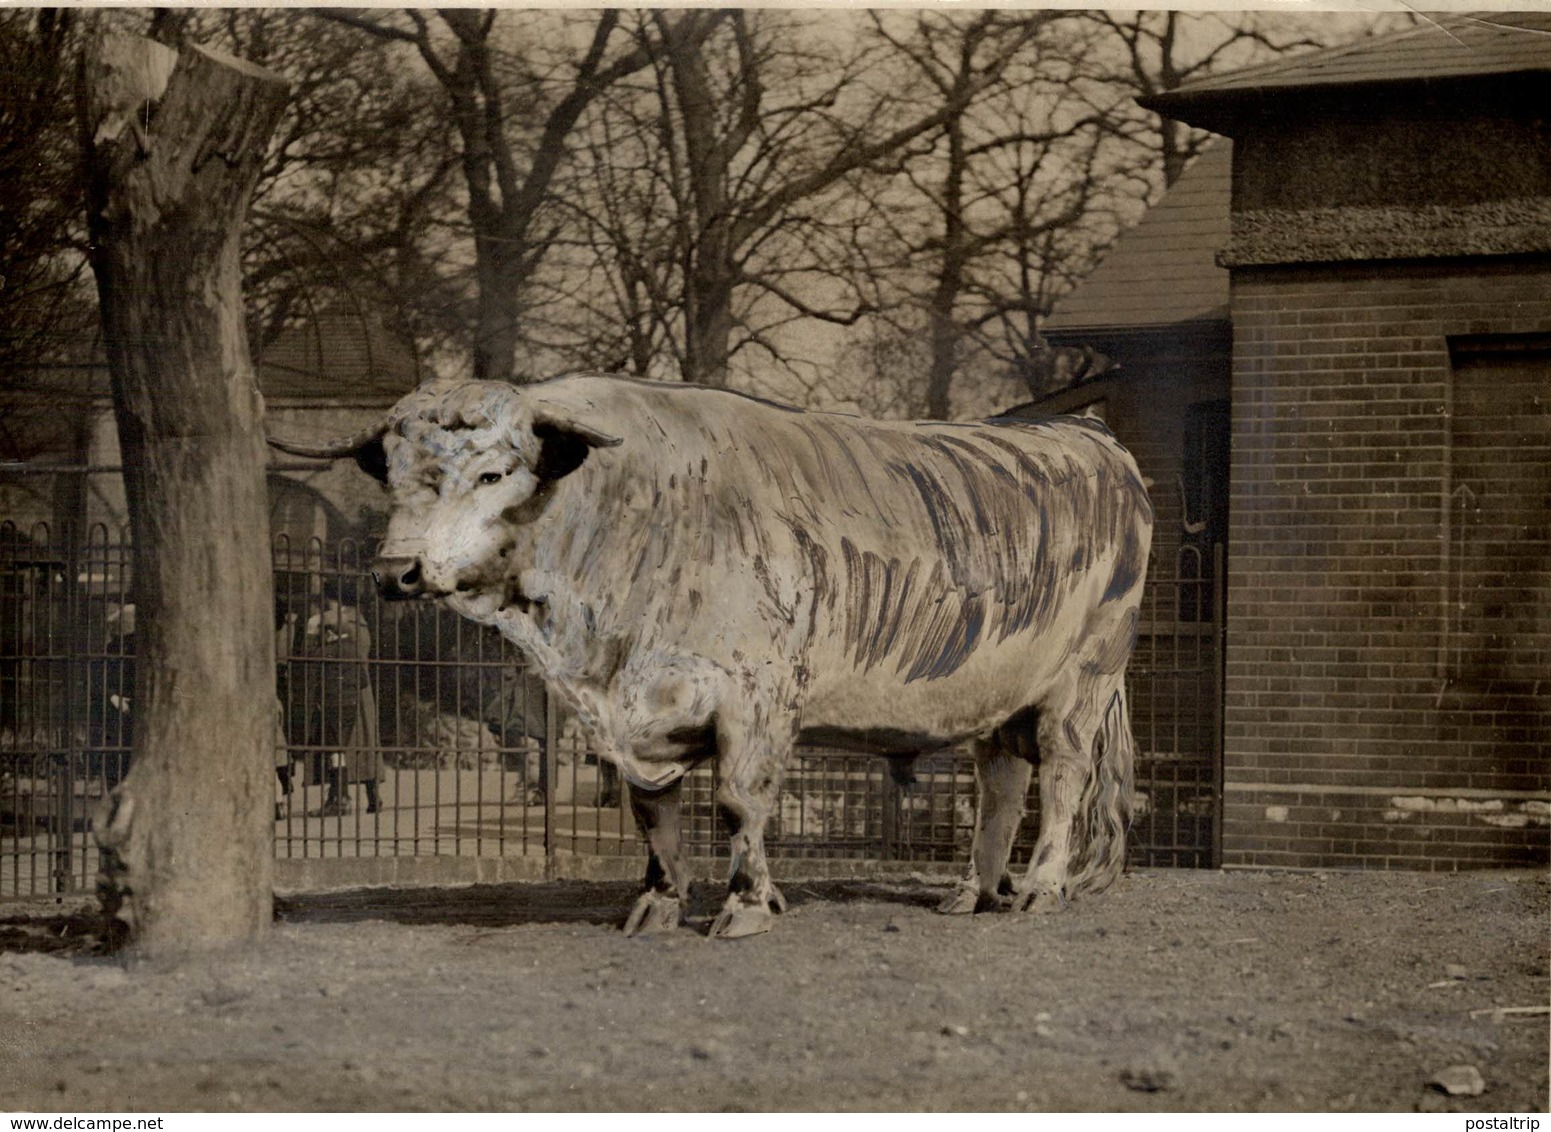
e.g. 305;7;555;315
937;883;1003;915
1010;885;1065;914
623;890;684;936
937;883;980;915
708;896;777;939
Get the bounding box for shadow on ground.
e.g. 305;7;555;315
0;878;950;953
278;877;947;928
0;911;111;955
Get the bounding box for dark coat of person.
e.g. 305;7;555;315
282;601;381;785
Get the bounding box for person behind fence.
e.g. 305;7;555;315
273;611;299;821
285;598;382;817
85;602;135;791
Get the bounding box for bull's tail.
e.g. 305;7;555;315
1065;684;1136;898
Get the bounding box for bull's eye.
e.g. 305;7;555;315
477;471;504;486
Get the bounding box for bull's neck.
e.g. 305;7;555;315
487;569;619;686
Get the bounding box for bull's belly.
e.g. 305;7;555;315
796;642;1057;752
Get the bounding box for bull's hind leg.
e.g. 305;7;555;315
623;778;689;936
708;709;795;940
938;735;1033;914
1013;671;1133;913
1014;692;1097;913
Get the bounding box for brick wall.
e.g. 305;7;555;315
1224;258;1551;868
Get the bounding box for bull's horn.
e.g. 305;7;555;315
267;421;389;460
532;408;623;449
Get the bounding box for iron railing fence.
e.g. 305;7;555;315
1;521;1223;897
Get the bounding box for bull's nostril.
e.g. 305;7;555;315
373;557;424;599
455;580;474;594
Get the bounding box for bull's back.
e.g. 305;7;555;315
784;414;1150;736
536;378;1152;736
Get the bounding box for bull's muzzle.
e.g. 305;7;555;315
373;556;427;600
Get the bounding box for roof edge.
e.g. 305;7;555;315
1042;317;1232;343
1141;67;1551;121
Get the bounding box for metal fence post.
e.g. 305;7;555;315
880;766;899;861
54;525;78;893
1211;541;1227;870
543;678;558;878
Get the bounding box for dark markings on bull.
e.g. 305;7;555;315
1091;607;1141;674
903;590;986;684
663;723;717;762
501;479;559;528
750;554;795;626
350;436;389;482
1102;521;1144;605
873;558;918;669
887;447;1089;680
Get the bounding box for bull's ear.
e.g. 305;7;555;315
531;412;622;481
353;436;390;484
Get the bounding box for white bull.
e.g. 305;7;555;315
271;374;1153;938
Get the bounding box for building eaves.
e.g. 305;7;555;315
1141;12;1551;121
1045;141;1231;335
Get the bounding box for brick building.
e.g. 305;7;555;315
1133;13;1551;868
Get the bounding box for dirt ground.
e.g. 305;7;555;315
0;867;1546;1113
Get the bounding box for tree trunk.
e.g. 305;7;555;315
665;17;736;388
924;115;969;421
79;35;288;955
472;243;523;384
682;277;736;389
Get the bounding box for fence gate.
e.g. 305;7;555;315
2;522;1223;898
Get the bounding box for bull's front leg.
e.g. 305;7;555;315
708;708;794;940
623;778;689;936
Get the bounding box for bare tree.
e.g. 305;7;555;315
833;12;1132;418
320;9;725;384
204;9;466;362
539;72;681;377
862;12;1106;416
0;10;97;462
556;10;1074;391
2;7;468;448
844;10;1404;419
